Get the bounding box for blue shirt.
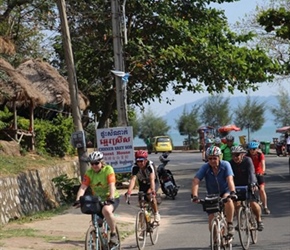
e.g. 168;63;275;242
195;160;234;195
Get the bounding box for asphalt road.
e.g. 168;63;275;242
120;152;290;250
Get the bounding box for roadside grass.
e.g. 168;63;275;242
0;154;72;176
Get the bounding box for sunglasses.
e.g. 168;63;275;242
136;160;144;163
91;161;100;165
250;148;257;151
232;153;241;157
208;157;218;161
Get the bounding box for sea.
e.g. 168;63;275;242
133;126;283;147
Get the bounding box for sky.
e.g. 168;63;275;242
142;0;290;116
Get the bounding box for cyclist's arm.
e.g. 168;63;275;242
149;172;156;193
127;175;137;194
191;177;200;197
247;157;257;184
261;159;266;174
226;175;236;193
76;183;88;200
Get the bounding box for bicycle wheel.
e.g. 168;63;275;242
237;207;250;250
249;212;258;244
149;213;159;245
85;225;102;250
135;211;147;250
220;220;232;250
210;218;221;250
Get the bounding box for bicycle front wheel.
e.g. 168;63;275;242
85;225;102;250
135;211;147;250
149;214;159;245
237;207;250;250
210;218;221;250
249;212;258;244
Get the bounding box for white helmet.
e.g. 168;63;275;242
226;134;234;141
206;146;222;156
214;137;221;144
88;151;103;162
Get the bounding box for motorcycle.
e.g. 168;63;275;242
157;153;178;199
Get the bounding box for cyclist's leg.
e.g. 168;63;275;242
222;193;235;235
102;198;120;240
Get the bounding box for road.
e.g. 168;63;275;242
121;152;290;250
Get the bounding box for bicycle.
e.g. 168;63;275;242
79;195;121;250
126;191;159;250
196;194;234;250
235;185;258;250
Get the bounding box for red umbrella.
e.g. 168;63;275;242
218;124;241;133
276;126;290;133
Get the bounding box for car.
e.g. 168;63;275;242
150;136;173;154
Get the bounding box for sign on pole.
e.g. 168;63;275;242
96;126;134;173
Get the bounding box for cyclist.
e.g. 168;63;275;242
214;137;223;148
246;141;270;214
74;151;120;245
125;150;161;222
191;146;237;236
220;134;238;161
229;145;264;231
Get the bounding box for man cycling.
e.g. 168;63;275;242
126;150;160;222
229;146;264;231
191;146;237;236
246;141;270;214
220;135;238;161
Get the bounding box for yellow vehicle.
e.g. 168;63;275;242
150;136;173;154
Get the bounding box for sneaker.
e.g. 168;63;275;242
110;233;119;245
227;224;235;236
264;207;270;214
154;212;161;222
257;221;264;231
138;233;144;240
235;224;239;231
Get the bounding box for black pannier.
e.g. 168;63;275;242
202;195;221;213
80;195;102;215
236;186;248;201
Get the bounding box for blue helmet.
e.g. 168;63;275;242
248;141;260;149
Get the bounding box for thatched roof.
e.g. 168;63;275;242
17;59;90;110
0;58;46;106
0;37;16;55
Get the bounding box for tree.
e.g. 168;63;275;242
137;109;170;144
269;87;290;126
199;95;232;129
176;105;200;149
51;0;281;128
233;96;266;141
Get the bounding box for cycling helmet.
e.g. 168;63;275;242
159;153;170;163
206;146;222;156
135;150;148;160
88;151;103;162
231;146;246;153
248;141;260;149
226;134;234;141
214;137;222;144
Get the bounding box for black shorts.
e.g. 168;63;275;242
256;174;265;185
287;144;290;153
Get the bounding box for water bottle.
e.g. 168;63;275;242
145;210;150;222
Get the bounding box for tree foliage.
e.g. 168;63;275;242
233;96;266;132
199;95;232;127
137;109;170;143
269;87;290;126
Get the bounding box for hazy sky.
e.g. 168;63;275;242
142;0;289;116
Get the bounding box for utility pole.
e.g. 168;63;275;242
111;0;128;126
56;0;88;179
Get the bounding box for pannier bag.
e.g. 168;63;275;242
203;194;221;213
235;186;248;201
80;195;102;214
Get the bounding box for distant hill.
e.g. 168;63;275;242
163;95;279;132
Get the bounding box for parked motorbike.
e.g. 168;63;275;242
275;141;287;156
157;153;178;199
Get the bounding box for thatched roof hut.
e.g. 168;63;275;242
0;58;46;106
17;59;90;111
0;36;16;55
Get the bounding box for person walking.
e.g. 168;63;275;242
246;141;271;214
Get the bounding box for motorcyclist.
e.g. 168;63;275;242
158;153;177;186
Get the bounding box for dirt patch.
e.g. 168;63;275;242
0;206;135;250
0;140;20;156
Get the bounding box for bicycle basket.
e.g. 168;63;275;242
202;195;221;213
80;195;102;214
236;186;248;201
